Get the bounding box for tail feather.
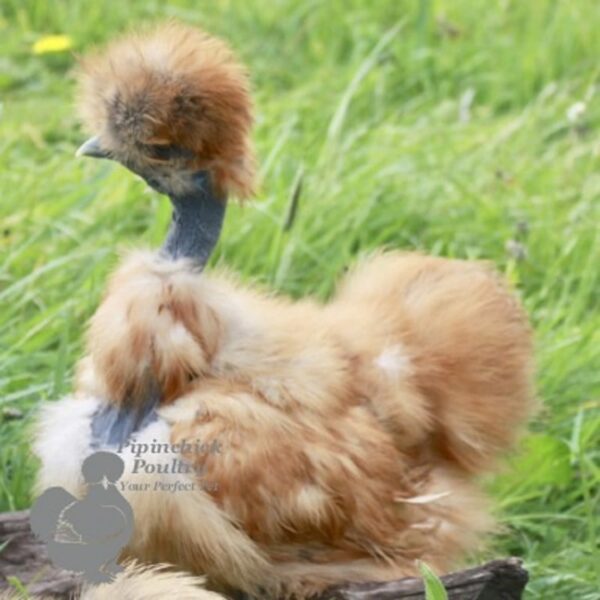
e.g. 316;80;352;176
335;253;535;473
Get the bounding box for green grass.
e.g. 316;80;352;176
0;0;598;597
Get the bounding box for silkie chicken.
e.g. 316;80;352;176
34;22;535;599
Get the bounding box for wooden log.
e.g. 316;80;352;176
0;510;528;599
320;558;528;599
0;510;80;597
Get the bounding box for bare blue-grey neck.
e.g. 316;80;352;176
90;173;226;451
161;171;226;266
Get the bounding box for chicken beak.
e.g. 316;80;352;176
76;136;110;159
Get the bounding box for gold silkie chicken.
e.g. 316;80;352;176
35;22;535;599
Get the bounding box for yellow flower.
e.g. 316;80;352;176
32;34;73;55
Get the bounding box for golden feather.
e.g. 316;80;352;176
77;21;255;199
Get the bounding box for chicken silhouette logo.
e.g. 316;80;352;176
30;451;134;584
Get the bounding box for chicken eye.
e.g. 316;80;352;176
147;144;179;162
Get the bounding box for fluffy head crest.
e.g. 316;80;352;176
77;21;255;199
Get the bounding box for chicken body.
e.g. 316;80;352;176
36;250;533;598
35;23;533;599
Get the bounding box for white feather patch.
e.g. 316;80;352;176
394;491;451;504
374;344;412;378
34;395;100;495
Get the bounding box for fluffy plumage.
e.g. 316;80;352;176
37;251;534;598
34;21;535;600
78;22;254;198
82;562;225;600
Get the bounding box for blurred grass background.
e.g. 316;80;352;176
0;0;598;597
